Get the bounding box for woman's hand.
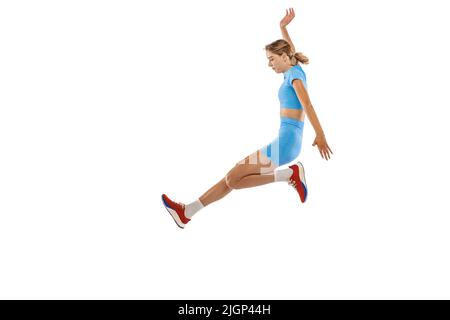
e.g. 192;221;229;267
280;8;295;28
312;134;333;160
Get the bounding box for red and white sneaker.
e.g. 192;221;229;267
161;193;190;229
288;161;308;203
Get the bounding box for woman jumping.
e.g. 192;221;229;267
162;8;333;228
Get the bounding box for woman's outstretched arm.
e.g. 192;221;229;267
280;8;296;53
292;79;333;160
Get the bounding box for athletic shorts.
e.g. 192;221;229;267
259;116;304;167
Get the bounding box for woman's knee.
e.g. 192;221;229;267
225;172;238;189
224;174;233;189
225;166;244;190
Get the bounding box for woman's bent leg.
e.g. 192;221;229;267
189;149;278;213
225;149;279;190
197;149;275;207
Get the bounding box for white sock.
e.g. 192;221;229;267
185;199;204;219
274;167;293;182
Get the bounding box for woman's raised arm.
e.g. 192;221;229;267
280;8;296;53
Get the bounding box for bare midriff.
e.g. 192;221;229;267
280;107;305;122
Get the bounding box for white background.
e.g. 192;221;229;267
1;0;450;299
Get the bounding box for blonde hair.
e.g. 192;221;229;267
265;39;309;65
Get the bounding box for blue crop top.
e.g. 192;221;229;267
278;65;307;110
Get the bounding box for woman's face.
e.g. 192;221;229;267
266;50;290;73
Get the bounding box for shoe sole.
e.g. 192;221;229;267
297;162;308;202
161;195;185;229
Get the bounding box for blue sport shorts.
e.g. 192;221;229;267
259;116;304;167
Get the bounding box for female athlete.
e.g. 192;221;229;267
162;8;333;228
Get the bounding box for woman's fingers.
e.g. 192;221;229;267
290;8;295;17
319;145;331;160
322;146;328;160
314;141;333;160
284;8;294;20
323;145;330;160
281;9;290;26
326;143;333;154
313;140;332;160
323;148;328;160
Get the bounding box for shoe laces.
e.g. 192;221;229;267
288;179;297;188
173;201;185;210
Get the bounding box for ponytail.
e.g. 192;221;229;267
292;52;309;65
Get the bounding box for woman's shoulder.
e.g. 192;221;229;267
293;64;305;73
290;65;306;78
